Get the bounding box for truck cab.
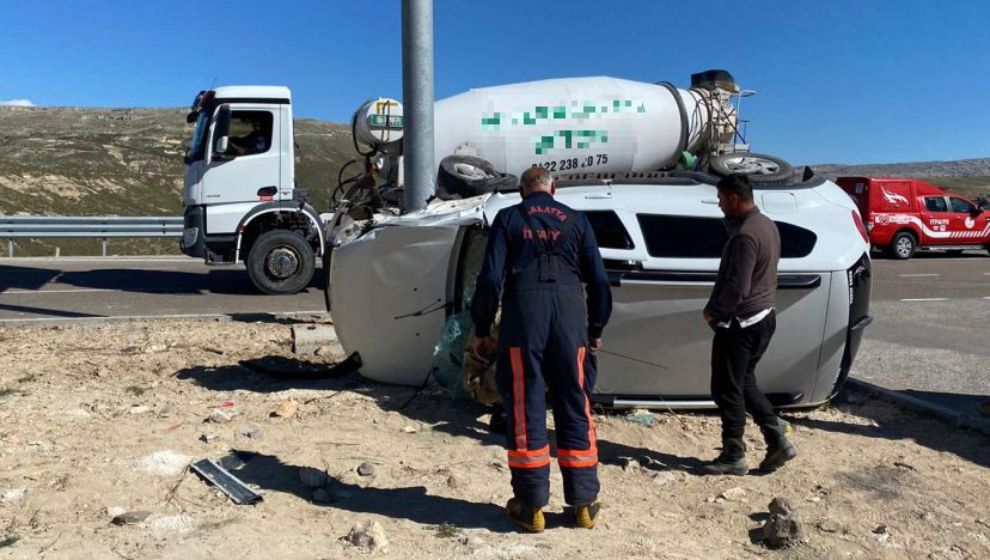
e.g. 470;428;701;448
837;177;990;259
182;86;326;294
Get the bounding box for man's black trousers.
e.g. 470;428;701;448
710;311;778;440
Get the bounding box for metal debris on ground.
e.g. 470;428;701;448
189;459;263;505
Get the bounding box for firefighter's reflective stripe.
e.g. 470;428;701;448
510;346;527;451
577;346;597;446
558;446;599;468
508;445;552;469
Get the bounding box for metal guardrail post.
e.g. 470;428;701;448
7;239;12;258
102;238;108;257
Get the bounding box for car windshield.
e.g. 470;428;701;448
185;111;211;163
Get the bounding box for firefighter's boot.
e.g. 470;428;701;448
566;502;602;529
700;438;748;476
759;417;797;472
505;498;545;533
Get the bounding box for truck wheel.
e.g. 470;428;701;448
888;231;917;260
437;155;517;200
709;152;795;184
246;230;315;294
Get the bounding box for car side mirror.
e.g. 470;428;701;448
211;104;233;160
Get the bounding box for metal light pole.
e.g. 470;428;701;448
401;0;435;212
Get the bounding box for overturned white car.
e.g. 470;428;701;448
326;173;872;409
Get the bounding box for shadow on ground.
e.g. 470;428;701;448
789;388;990;469
218;450;513;532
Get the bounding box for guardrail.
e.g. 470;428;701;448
0;216;183;257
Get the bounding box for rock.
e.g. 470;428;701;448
199;433;220;443
240;427;262;440
107;506;127;518
299;467;329;489
2;488;26;504
357;462;376;477
817;518;842;533
762;513;801;549
111;510;152;525
619;457;641;472
768;496;796;516
447;474;467;489
920;511;934;522
128;405;152;415
158;404;177;418
720;487;747;502
312;489;332;504
143;343;168;354
272;401;298;419
136;450;191;477
344;520;390;553
207;409;233;424
401;425;418;434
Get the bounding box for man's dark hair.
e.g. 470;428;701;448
716;173;753;201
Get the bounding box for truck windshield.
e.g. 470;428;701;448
185;111;210;164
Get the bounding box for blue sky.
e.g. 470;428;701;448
1;0;988;165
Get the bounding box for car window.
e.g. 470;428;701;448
949;197;975;213
925;196;948;212
585;210;634;249
229;110;273;156
636;215;816;259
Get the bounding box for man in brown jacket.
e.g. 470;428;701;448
701;173;797;475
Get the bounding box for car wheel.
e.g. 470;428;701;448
709;152;795;184
888;231;917;260
246;230;316;294
437;155;517;199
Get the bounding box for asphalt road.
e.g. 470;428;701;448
1;252;988;416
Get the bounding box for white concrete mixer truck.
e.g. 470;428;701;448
180;71;791;294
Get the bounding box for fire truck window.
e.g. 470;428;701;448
636;215;816;259
924;197;948;212
949;197;975;213
585;211;635;250
228;111;273;156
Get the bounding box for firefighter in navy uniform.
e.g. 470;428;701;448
470;167;612;532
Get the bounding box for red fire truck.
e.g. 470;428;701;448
836;177;990;259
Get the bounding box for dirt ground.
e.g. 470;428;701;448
0;318;988;560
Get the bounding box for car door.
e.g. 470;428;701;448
203;107;281;234
948;196;988;243
921;195;951;244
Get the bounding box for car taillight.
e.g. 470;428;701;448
851;210;869;243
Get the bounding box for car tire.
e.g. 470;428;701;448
246;230;316;295
709;152;795;184
437;155;517;200
888;231;917;260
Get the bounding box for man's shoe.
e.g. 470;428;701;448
759;418;797;472
700;437;748;476
505;498;545;533
566;502;601;529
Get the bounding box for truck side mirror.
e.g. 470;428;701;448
212;104;234;160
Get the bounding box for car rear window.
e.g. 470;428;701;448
636;215;817;259
585;210;634;249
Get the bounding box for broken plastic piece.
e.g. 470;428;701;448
190;459;263;505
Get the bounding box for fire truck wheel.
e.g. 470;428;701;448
437;155;517;200
709;153;795;184
888;231;917;260
246;230;316;295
